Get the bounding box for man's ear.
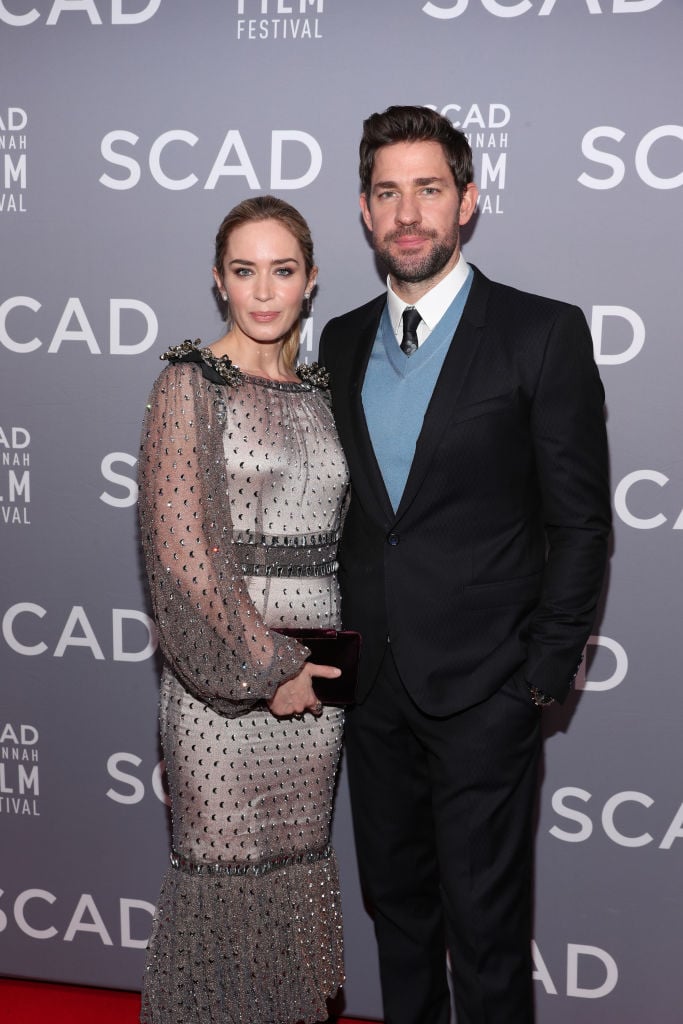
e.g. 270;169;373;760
459;183;479;226
360;193;373;233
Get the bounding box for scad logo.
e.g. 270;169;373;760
575;635;628;693
590;305;644;365
0;886;154;948
100;128;322;191
0;296;158;354
426;102;510;215
106;752;169;806
614;471;683;531
549;788;683;850
0;721;39;817
0;0;161;25
2;603;158;662
423;0;664;19
579;125;683;190
532;941;618;1000
0;426;30;526
0;108;27;213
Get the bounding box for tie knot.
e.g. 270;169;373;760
401;307;421;356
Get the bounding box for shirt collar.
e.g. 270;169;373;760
387;255;470;338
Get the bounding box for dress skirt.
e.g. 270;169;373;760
140;672;344;1024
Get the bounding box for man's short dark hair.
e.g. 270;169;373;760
359;105;474;200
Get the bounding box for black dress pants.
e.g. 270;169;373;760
344;648;541;1024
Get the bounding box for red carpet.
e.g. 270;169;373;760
0;978;379;1024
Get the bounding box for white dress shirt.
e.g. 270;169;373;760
386;255;471;350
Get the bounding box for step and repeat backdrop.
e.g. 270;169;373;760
1;2;681;1021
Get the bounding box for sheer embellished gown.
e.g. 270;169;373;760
137;342;349;1024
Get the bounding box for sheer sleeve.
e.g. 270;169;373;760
138;361;308;714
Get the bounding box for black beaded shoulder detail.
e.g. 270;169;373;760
161;340;330;391
160;339;244;386
296;361;330;390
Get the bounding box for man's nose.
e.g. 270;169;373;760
396;194;420;225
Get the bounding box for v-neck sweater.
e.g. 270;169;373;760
362;270;473;512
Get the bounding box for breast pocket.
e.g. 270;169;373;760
450;389;520;427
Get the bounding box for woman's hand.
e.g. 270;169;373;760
267;662;341;718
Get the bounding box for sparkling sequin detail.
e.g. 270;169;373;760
160;337;330;390
170;842;332;876
237;559;339;578
138;348;348;1024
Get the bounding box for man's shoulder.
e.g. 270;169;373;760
322;293;386;334
473;265;580;322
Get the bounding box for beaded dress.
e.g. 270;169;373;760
137;341;349;1024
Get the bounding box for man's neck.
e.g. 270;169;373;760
389;249;462;304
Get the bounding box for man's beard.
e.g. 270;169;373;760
374;225;459;284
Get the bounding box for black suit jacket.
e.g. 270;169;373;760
319;266;611;715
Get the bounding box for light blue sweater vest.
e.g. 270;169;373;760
362;271;473;511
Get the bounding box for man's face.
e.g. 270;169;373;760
360;140;477;295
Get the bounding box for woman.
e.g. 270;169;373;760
138;196;349;1024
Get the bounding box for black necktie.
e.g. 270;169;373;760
401;307;421;356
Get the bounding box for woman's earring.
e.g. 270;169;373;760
302;292;311;317
221;292;228;301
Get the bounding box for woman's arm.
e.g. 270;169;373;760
138;361;309;714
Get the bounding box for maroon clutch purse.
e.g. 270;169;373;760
275;628;361;706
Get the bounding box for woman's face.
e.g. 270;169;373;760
214;218;316;347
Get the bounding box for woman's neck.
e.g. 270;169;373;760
209;332;298;382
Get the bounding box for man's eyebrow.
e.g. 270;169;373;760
372;176;446;189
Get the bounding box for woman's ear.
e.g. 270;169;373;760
212;266;227;301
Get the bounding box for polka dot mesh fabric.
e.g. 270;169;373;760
137;350;349;1023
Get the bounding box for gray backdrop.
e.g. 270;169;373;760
1;1;681;1021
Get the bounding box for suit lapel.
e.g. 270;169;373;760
395;267;490;520
340;297;396;524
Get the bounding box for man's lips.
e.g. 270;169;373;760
395;235;427;249
386;230;435;249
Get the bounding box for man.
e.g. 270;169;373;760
318;106;611;1024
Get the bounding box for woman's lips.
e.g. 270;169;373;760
250;311;280;322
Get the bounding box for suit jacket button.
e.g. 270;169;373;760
387;532;399;546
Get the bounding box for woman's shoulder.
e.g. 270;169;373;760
160;339;243;386
295;361;330;390
156;342;331;393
